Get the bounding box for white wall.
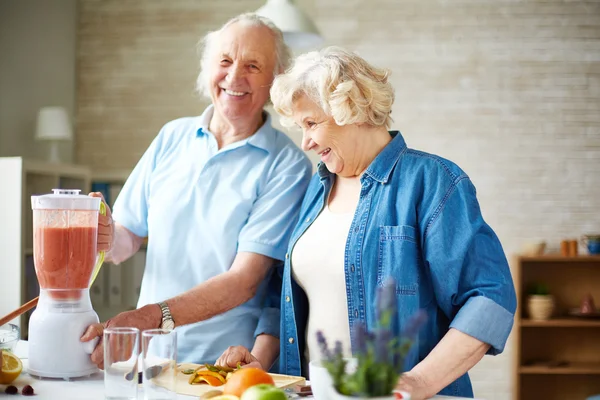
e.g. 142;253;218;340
0;0;76;162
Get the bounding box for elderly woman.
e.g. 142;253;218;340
217;47;517;398
81;14;312;368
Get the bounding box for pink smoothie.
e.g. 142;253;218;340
34;226;97;299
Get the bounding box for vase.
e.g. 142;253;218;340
527;295;555;320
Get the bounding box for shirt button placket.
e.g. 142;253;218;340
288;337;295;344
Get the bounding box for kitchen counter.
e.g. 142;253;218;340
6;341;475;400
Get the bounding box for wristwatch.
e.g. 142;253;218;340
158;301;175;330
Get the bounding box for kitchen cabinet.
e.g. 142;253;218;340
513;255;600;400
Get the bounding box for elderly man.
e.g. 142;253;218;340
82;13;312;370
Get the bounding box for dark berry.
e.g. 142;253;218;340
22;384;35;396
4;385;18;394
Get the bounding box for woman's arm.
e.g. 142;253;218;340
397;328;489;400
215;334;280;371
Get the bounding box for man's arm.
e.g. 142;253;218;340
105;223;145;265
166;252;276;325
82;251;277;368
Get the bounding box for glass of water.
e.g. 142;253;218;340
104;327;140;400
141;329;177;400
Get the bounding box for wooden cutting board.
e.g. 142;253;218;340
152;363;305;397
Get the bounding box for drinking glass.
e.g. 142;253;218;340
103;327;139;400
141;329;177;400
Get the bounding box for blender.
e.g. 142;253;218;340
28;189;105;379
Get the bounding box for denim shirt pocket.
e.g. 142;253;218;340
377;225;419;296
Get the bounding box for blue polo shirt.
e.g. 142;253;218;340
112;105;312;363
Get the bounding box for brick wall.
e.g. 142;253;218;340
77;1;600;399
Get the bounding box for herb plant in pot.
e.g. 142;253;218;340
316;278;427;400
526;283;555;321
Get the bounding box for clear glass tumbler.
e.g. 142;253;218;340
141;329;177;400
104;327;140;400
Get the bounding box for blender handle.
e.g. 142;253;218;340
90;202;107;286
82;201;105;356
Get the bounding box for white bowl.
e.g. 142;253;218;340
308;358;410;400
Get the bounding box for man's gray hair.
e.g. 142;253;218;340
195;13;292;98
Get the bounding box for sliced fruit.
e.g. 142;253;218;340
195;376;225;386
200;390;226;400
0;350;23;384
196;370;227;384
208;395;240;400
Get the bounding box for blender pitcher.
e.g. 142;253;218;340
28;189;104;379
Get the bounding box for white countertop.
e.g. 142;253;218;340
7;341;473;400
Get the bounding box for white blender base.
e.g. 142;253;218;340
28;307;100;379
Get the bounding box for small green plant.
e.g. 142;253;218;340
317;278;427;398
528;283;550;296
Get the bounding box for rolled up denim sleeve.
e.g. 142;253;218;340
423;177;517;355
254;264;284;339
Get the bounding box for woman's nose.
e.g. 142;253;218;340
302;135;315;152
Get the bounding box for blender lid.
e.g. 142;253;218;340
31;189;101;211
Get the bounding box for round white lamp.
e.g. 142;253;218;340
35;107;73;163
256;0;323;49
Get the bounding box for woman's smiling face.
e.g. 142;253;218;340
292;94;363;177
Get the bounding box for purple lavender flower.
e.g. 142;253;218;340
377;277;397;328
374;327;393;364
353;322;367;355
334;340;343;358
316;330;331;360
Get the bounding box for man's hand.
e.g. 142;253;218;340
215;346;263;370
89;192;114;252
80;304;162;369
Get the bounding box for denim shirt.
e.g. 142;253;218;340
277;132;517;397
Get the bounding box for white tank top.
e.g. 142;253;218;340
291;204;354;363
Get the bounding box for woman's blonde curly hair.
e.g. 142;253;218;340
271;46;394;129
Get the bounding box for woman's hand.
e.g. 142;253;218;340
89;192;114;252
215;346;264;370
396;371;429;400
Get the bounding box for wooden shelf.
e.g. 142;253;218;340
520;363;600;375
514;255;600;399
521;318;600;327
519;255;600;263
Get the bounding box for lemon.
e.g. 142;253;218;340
206;395;240;400
0;350;23;384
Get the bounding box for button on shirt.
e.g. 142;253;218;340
112;105;312;364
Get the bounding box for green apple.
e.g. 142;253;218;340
240;384;287;400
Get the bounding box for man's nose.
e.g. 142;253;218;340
226;63;245;83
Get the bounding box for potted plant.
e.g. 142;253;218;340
526;283;555;321
316;278;426;400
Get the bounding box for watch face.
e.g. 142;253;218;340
162;319;175;330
